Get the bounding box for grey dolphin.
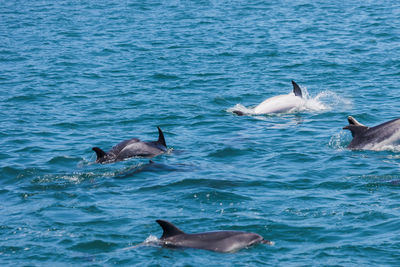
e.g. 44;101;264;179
92;127;167;163
156;220;272;253
343;116;400;149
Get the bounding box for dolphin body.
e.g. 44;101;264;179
343;116;400;149
92;127;167;163
155;220;272;253
233;80;304;116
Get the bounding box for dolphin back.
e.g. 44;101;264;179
155;220;273;252
343;116;400;149
92;127;168;164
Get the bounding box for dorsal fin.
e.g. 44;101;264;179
291;80;302;98
92;147;106;161
347;116;367;127
156;220;185;239
343;116;368;137
157;127;166;147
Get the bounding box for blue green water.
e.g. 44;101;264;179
1;0;400;265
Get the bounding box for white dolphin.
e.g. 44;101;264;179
232;81;305;116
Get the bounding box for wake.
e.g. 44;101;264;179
122;235;160;251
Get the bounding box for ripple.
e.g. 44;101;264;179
151;73;180;80
207;146;255;158
69;240;118;253
188;190;252;202
137;178;244;192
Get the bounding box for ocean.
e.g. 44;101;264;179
1;0;399;265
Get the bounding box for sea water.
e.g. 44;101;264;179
1;1;400;265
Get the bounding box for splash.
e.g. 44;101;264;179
309;89;352;111
329;131;351;151
228;87;351;116
122;235;160;251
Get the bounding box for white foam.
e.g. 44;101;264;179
122;235;160;251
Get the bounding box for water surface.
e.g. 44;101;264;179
1;1;400;265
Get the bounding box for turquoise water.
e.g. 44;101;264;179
1;0;400;265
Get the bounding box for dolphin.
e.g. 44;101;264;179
233;80;304;116
343;116;400;149
155;220;272;253
92;127;167;163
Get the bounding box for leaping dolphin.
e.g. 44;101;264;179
233;80;304;116
343;116;400;149
155;220;273;253
92;127;167;163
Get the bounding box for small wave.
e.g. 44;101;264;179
137;177;243;193
112;161;167;178
189;190;252;202
352;174;400;189
30;172;96;185
208;146;254;158
152;73;179;80
47;156;82;165
69;239;118;252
